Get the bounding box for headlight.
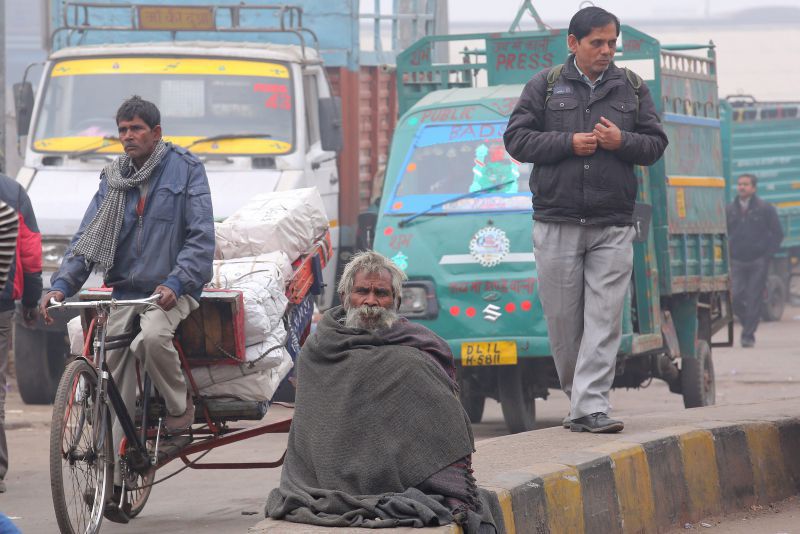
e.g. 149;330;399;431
398;281;438;319
42;239;70;271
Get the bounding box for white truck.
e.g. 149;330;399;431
12;0;440;403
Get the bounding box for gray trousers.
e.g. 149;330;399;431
730;257;769;341
0;310;13;482
533;222;634;419
106;295;198;484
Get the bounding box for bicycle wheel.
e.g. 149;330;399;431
50;359;113;534
124;465;154;518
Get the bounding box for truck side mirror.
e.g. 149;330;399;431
319;97;343;153
13;82;35;137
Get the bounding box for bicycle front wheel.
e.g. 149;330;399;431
50;359;113;534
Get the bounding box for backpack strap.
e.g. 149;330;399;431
544;64;565;108
623;67;643;124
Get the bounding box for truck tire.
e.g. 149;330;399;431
498;365;535;433
14;325;66;405
458;378;485;424
761;274;786;322
682;340;715;408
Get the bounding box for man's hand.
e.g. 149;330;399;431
593;116;623;151
40;290;65;325
154;285;177;311
22;307;38;327
572;133;598;156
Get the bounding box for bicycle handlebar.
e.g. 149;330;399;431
48;293;162;311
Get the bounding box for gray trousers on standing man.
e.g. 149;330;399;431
533;222;635;419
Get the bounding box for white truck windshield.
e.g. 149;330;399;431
32;56;295;155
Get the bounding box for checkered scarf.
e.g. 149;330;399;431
73;140;167;271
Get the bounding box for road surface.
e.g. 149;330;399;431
2;307;799;533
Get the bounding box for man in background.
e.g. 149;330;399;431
0;174;43;494
726;173;783;347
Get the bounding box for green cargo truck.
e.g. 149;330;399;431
721;97;800;321
372;9;733;433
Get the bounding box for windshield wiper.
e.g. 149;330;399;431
397;180;516;228
183;133;273;150
67;136;121;158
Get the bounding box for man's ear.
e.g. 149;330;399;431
153;124;163;140
395;295;402;310
567;34;578;54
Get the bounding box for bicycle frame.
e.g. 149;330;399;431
52;293;293;474
51;295;162;475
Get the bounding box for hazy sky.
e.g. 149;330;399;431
447;0;800;22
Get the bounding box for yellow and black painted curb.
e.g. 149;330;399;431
252;412;800;533
475;417;800;534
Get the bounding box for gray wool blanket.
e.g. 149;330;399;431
266;306;497;532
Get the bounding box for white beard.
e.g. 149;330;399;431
344;305;399;333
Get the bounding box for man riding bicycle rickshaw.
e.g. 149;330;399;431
41;96;215;523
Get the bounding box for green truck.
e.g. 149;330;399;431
722;97;800;321
372;11;733;433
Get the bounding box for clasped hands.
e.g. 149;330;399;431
572;116;622;156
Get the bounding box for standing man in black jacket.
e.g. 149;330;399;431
726;173;783;347
503;6;668;433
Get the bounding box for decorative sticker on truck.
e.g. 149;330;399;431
469;226;510;267
387;121;532;215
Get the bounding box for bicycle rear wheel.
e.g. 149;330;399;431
124;465;154;518
50;359;113;534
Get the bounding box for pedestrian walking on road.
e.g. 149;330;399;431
727;173;783;348
0;174;43;494
503;7;668;433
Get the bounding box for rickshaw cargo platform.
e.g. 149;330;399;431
72;231;332;405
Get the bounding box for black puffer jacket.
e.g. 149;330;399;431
504;57;668;226
726;195;784;261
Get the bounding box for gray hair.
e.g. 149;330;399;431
337;251;407;309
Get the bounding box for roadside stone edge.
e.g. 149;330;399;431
252;413;800;533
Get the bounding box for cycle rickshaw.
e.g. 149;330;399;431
48;235;331;534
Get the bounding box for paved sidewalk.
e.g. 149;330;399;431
254;396;800;533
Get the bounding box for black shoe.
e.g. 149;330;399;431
570;413;624;433
83;486;131;524
741;337;755;348
562;415;571;429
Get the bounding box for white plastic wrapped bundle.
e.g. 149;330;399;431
191;346;294;402
214;187;329;261
209;253;291;346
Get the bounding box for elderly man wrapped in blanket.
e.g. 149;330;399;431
266;251;497;533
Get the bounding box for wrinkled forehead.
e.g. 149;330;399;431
352;268;393;289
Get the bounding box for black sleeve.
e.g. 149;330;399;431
615;81;669;166
767;204;784;255
503;71;574;165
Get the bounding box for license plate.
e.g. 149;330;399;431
461;341;517;366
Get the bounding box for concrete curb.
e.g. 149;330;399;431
252;398;800;533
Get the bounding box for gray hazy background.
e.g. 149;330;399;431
447;0;800;22
3;0;797;176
